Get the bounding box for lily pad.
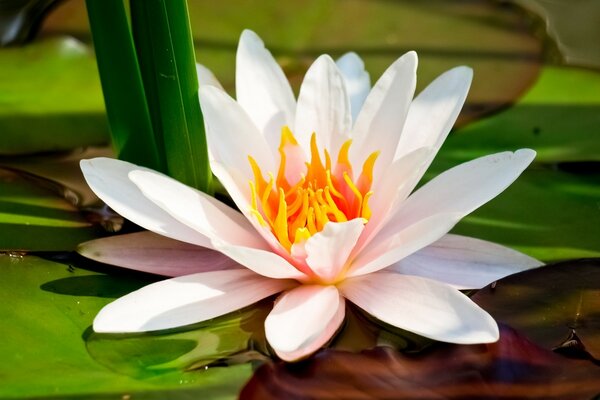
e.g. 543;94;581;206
240;324;600;400
0;168;102;251
0;36;109;155
441;66;600;163
472;259;600;361
0;254;253;399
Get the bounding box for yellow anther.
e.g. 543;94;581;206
246;127;378;253
294;227;311;244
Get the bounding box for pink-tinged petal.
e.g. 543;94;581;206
212;238;308;280
94;269;296;333
350;51;417;176
200;85;276;179
236;30;296;146
351;150;536;277
336;52;370;124
196;63;223;89
349;213;463;277
339;272;499;344
80;158;212;248
304;219;365;283
386;150;536;231
211;162;291;257
78;231;241;277
353;147;432;256
295;55;352;157
128;170;265;250
265;285;345;361
389;234;543;289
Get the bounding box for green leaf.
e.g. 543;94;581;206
0;168;101;251
85;0;164;172
0;37;108;155
0;254;252;399
441;67;600;163
130;0;211;192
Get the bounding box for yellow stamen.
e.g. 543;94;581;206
247;126;379;252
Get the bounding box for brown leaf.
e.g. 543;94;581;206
240;324;600;400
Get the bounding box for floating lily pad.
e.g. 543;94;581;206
0;254;253;399
0;37;109;155
472;259;600;361
441;66;600;163
240;324;600;400
0;168;102;251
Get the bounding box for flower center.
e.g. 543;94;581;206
248;127;379;252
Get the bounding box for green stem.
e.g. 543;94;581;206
85;0;163;172
130;0;212;193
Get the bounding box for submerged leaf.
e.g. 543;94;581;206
472;258;600;361
241;324;600;400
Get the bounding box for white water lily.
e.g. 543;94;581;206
79;30;541;361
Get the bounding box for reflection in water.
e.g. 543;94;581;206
85;300;435;379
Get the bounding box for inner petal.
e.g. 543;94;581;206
248;126;379;253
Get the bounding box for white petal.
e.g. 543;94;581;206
212;238;308;280
200;85;276;179
211;161;291;256
389;234;543;289
236;30;296;145
350;51;417;175
196;63;223;89
304;219;365;283
339;272;499;344
387;150;536;230
349;213;463;277
129;169;263;248
352;147;432;256
94;269;295;333
265;285;345;361
351;150;536;276
395;66;472;166
295;54;352;157
336;52;370;123
80;158;212;248
78;231;241;277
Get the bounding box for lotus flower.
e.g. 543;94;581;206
79;30;541;361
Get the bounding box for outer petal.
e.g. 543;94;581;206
386;150;536;230
129;169;262;248
236;30;296;146
350;51;417;176
78;231;241;277
339;272;499;344
304;219;365;283
200;85;276;179
128;169;306;280
80;158;212;248
336;52;370;123
388;234;543;289
395;66;473;167
196;63;223;89
354;150;536;276
295;55;352;157
211;161;291;257
211;238;308;280
265;285;345;361
349;213;463;277
94;269;296;333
